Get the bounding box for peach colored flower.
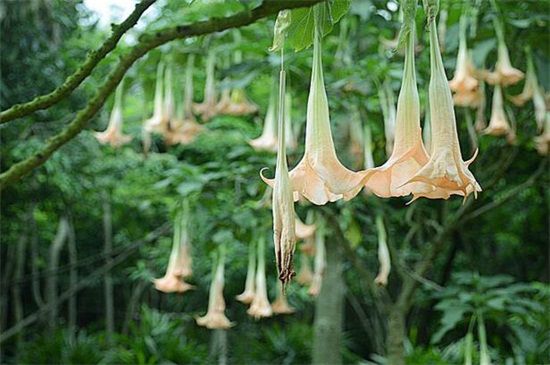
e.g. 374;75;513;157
379;81;397;157
484;85;512;138
271;281;295;315
143;62;169;135
262;24;368;205
365;22;434;198
295;216;316;240
95;85;132;148
509;55;537;107
236;242;255;304
405;14;481;201
247;237;272;319
374;216;391;286
484;22;524;86
217;88;258;116
193;51;218;121
534;113;550;155
249;89;278;152
296;253;313;286
196;248;233;329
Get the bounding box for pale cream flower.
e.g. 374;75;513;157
374;215;391;286
364;23;435;198
247;237;273;319
509;56;537;107
534;112;550;155
484;85;512;138
295;215;316;240
249;89;278;152
236;242;256;304
196;248;233;329
380;81;397;157
405;14;481;201
296;253;313;286
308;225;326;297
217;88;258;116
95;84;132;147
262;23;368;205
484;22;524;86
143;62;169;135
271;281;295;315
193;51;218;121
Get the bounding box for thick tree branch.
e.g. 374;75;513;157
0;0;324;189
0;0;157;124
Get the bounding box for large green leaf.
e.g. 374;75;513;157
287;0;351;51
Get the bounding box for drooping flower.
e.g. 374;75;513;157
296;253;313;286
154;209;194;293
379;80;397;157
193;51;218;121
509;53;538;107
295;215;316;240
271;281;295;315
364;16;435;198
262;10;368;205
308;224;326;297
217;88;258;116
196;247;233;329
249;85;278;152
143;62;168;151
166;55;204;145
534;113;550;155
266;69;297;286
374;215;391;286
247;237;273;319
236;241;256;304
483;84;513;140
405;6;481;201
449;16;482;108
95;83;132;147
484;20;524;87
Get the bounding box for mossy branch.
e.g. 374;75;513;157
0;0;157;124
0;0;324;190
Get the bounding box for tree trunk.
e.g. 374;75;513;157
312;237;344;365
12;231;27;358
0;244;15;363
209;329;228;365
102;192;115;342
386;305;406;365
46;216;69;329
67;217;78;343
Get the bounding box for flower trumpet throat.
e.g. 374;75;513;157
484;20;524;87
236;242;256;304
95;84;132;148
484;84;513;139
247;237;272;319
405;15;481;200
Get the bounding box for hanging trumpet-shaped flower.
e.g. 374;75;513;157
534;113;550;155
218;88;259;116
295;215;316;240
484;19;524;87
194;51;218;121
162;63;175;133
271;281;295;315
95;83;132;147
143;62;168;135
405;4;481;201
509;51;538;107
364;11;435;199
249;85;278;152
374;215;391;286
196;247;233;329
449;16;482;108
483;84;513;139
296;253;313;286
154;209;194;293
166;56;204;145
236;241;256;304
262;7;368;205
379;80;397;157
308;224;326;297
247;237;273;319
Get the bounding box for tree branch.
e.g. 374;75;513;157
0;0;157;124
0;0;324;189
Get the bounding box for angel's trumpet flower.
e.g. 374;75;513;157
218;88;258;116
405;7;481;200
295;215;316;240
484;84;513;139
236;242;256;304
154;210;194;293
449;16;482;108
374;215;391;286
262;12;368;205
484;20;524;86
271;281;295;315
194;51;218;121
364;21;434;198
265;70;297;286
247;237;273;319
162;64;175;130
143;62;168;135
249;86;278;152
509;53;538;107
196;247;233;329
308;224;326;297
534;113;550;155
95;84;132;147
533;84;547;132
296;253;313;285
166;56;204;145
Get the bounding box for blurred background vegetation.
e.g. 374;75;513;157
0;0;548;364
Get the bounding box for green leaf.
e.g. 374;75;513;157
287;0;351;51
